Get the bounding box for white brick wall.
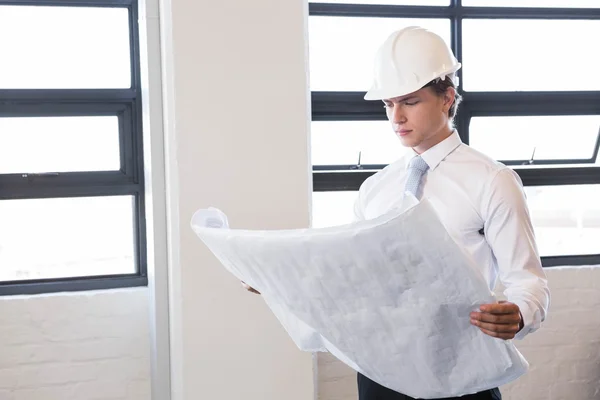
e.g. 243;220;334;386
317;266;600;400
0;288;151;400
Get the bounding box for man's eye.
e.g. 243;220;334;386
405;101;419;106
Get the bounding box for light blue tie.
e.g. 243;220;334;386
404;156;429;198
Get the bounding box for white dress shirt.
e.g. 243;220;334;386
353;131;550;340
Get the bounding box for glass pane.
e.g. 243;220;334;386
0;6;131;89
0;196;136;282
311;0;448;4
463;0;600;7
312;191;358;228
309;17;451;91
312;121;410;166
469;116;600;163
462;20;600;91
0;116;121;174
525;185;600;257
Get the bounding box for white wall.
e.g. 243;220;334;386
160;0;315;399
0;289;151;400
317;266;600;400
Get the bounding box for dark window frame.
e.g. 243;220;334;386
310;0;600;268
0;0;147;295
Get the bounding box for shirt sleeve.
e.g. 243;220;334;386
481;168;550;340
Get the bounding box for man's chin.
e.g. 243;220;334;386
398;136;420;149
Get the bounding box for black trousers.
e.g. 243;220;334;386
357;373;502;400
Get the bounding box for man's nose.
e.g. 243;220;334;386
391;104;406;124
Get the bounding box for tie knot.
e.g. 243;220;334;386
408;156;429;173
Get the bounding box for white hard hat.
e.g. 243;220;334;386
364;26;461;101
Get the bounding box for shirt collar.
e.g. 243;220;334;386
405;130;463;171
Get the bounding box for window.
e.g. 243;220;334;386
0;0;146;295
309;1;600;267
308;17;450;91
469;116;600;165
312;191;359;228
462;0;600;8
461;19;600;92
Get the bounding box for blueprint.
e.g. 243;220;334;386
190;198;528;399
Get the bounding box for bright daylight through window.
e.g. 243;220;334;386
0;1;146;295
308;0;600;268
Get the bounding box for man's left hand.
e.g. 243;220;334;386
470;301;523;340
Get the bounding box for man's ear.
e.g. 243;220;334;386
443;87;456;112
445;87;456;104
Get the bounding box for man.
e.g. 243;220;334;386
244;25;549;400
351;26;550;399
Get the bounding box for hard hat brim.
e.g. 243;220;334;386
363;81;425;101
363;64;461;101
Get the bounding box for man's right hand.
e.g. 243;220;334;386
241;281;261;295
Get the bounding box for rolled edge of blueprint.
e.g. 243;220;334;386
190;199;529;399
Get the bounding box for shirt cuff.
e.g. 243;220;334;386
512;299;537;340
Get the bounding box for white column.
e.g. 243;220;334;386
159;0;315;398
